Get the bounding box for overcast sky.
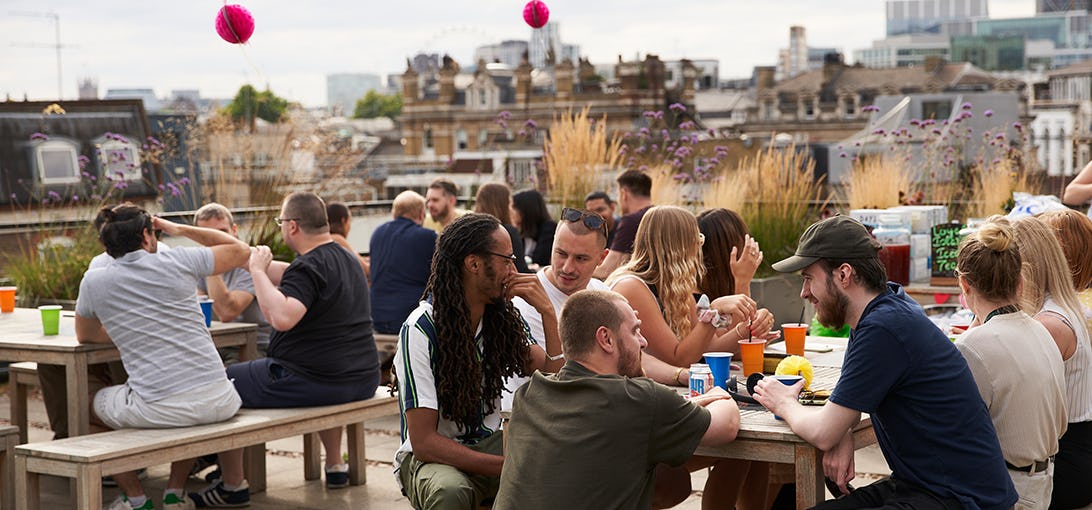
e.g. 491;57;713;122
0;0;1036;108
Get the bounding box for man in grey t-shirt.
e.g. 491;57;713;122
193;203;271;354
75;203;251;510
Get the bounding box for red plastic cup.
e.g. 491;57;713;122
739;339;767;376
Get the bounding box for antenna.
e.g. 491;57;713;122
10;10;71;99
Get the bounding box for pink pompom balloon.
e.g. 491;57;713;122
523;0;549;29
215;4;255;44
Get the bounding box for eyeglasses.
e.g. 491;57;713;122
561;207;606;232
486;251;519;265
274;217;299;226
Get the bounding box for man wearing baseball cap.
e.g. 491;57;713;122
753;216;1016;509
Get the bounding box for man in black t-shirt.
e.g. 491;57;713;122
190;192;380;507
593;170;654;279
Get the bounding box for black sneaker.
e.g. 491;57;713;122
190;454;218;478
204;467;222;484
189;479;250;508
325;463;350;489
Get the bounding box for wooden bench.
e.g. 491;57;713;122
9;362;40;444
15;389;399;510
0;425;18;510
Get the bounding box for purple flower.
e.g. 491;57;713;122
71;195;79;202
638;127;650;137
984;109;994;118
839;152;848;158
497;111;511;120
932;129;942;135
707;129;717;137
961;102;972;110
872;129;886;135
862;105;880;112
669;103;686;112
995;133;1005;140
9;193;16;200
30;132;49;141
643;111;657;118
46;191;60;200
524;119;537;129
179;177;190;185
517;130;527;137
910;119;921;127
1013;122;1023;131
679;121;695;130
653;111;664;120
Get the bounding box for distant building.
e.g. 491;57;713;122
665;59;719;90
475;40;529;68
974;10;1092;68
78;78;98;100
412;53;441;76
529;22;579;68
104;88;161;112
951;35;1026;71
777;26;842;81
854;34;950;68
326;73;382;117
886;0;987;36
1038;0;1089;12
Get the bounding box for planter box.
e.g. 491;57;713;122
750;273;814;330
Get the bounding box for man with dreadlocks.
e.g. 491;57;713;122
393;213;565;510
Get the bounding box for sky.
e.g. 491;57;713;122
0;0;1037;108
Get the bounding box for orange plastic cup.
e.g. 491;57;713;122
782;323;807;356
0;286;15;313
739;339;767;376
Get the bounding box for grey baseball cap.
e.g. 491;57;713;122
772;215;881;273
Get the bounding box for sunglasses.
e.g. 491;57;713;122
561;208;606;232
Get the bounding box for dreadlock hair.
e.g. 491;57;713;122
424;212;531;432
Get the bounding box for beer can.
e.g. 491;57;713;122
689;363;714;398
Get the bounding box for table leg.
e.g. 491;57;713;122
75;463;102;510
244;444;267;493
794;444;824;509
303;433;321;481
66;358;90;437
239;331;258;362
10;373;27;444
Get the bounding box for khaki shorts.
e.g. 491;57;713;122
93;378;241;430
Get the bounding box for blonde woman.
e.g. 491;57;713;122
1038;209;1092;333
1014;216;1092;510
608;206;762;510
607;206;762;368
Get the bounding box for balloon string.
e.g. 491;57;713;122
237;45;269;88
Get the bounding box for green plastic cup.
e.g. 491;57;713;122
39;305;62;336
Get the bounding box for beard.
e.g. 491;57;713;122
618;343;643;378
482;262;506;304
816;276;850;330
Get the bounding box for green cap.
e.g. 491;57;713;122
772;215;881;273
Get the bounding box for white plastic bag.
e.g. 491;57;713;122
1006;192;1069;220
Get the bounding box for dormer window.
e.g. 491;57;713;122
33;139;81;185
94;134;142;181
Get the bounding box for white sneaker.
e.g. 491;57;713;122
104;495;153;510
163;492;196;510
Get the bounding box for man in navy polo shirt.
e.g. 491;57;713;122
754;216;1016;510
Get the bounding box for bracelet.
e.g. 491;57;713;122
673;367;685;385
547;351;565;361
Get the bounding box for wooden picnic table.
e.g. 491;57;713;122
692;357;875;509
0;307;257;440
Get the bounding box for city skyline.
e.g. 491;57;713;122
1;0;1037;108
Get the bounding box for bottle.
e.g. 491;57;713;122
874;214;911;285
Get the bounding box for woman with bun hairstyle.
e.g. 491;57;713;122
955;216;1066;509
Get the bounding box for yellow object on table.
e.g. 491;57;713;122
775;355;814;389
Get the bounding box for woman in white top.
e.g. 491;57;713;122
956;217;1067;509
1014;216;1092;510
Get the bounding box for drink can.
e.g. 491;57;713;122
689;363;714;398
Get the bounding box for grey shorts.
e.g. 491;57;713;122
93;378;242;430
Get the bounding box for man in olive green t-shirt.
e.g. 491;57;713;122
494;290;740;510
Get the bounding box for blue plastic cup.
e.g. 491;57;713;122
199;299;214;327
771;374;803;420
703;352;733;390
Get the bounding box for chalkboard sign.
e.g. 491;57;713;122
931;222;964;278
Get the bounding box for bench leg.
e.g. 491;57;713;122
347;422;366;486
17;454;39;510
75;464;102;510
10;376;28;444
3;433;16;510
303;433;321;481
244;444;267;494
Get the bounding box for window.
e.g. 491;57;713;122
98;137;142;181
844;98;856;117
423;128;434;149
921;100;952;121
34;139;80;184
479;129;489;146
804;100;816;119
456;129;468;150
